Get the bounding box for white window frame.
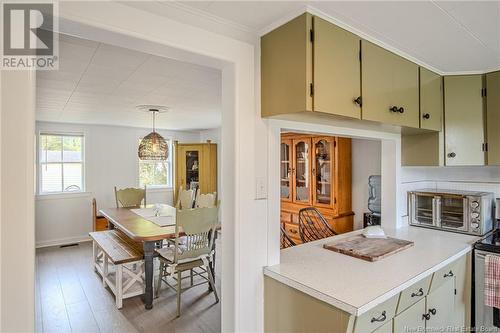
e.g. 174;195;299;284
137;136;173;189
37;131;86;195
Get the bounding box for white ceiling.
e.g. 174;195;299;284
37;34;222;130
125;1;500;74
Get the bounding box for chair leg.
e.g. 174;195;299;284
102;256;108;288
155;261;164;298
206;264;219;303
176;271;182;317
190;269;194;286
116;265;123;309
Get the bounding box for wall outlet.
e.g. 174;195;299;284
255;176;267;200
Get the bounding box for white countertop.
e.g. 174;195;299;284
264;226;479;316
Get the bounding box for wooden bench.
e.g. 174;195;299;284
90;229;145;309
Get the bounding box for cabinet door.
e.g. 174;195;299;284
426;278;455;331
362;41;419;128
183;146;202;191
280;139;292;202
487;71;500;165
292;138;312;204
313;17;361;119
261;13;313;117
420;67;443;131
312;137;334;208
444;75;485;166
394;297;426;333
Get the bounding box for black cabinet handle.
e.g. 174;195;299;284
428;308;437;315
444;270;454;278
422;313;431;321
389;106;399;113
398;107;405;113
411;288;424;297
423;113;430;119
354;96;362;107
370;311;387;323
447;152;456;158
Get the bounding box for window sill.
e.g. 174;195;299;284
146;186;173;193
36;191;92;201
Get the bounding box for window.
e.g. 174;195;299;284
138;139;172;188
39;133;84;194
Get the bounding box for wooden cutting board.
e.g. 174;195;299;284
323;235;414;262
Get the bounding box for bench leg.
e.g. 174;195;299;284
103;256;108;288
116;264;123;309
92;242;97;272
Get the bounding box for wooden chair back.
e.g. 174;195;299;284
280;224;296;249
195;190;217;208
175;186;195;209
298;207;336;243
173;206;219;263
114;186;146;208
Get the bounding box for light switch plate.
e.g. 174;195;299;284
255;176;267;200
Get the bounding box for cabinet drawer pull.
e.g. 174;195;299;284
370;311;386;323
398;107;405;113
428;308;437;315
447;152;456;158
443;270;454;278
423;113;430;119
389;106;399;113
411;288;424;297
289;229;298;234
422;313;431;321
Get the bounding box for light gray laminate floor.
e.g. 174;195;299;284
36;240;221;333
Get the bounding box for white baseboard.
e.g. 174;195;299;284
36;235;92;249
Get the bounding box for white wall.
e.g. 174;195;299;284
35;121;202;247
1;70;36;332
352;139;381;230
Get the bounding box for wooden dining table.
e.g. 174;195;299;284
99;207;177;310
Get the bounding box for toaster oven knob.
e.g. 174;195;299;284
471;201;479;209
471;212;480;219
471;222;480;229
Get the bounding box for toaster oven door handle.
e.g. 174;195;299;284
433;196;441;227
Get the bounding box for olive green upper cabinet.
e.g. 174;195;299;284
361;41;419;128
261;13;361;119
420;68;443;131
313;17;361;119
486;71;500;165
444;75;485;166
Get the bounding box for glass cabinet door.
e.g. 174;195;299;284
185;150;200;191
313;138;334;206
293;139;311;204
280;140;292;201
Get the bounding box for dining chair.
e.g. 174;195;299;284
298;207;337;243
155;206;219;317
195;190;217;208
114;186;146;208
280;224;296;249
175;186;195;209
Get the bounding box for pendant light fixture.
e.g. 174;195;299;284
137;105;169;160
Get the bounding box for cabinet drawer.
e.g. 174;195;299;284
354;294;399;333
397;275;432;314
280;212;292;223
283;222;301;242
393;297;426;333
429;259;458;293
372;320;392;333
291;213;299;224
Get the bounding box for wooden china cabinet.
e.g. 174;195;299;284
280;133;353;246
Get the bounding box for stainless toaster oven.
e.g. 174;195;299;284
408;189;494;236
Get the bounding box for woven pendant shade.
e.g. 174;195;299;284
138;132;168;160
137;106;169;160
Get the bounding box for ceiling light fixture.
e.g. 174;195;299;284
137;105;169;160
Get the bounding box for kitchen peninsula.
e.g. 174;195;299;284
264;226;478;333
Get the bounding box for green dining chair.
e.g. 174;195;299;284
155;206;219;317
114;186;146;208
